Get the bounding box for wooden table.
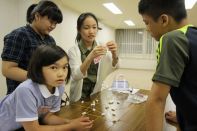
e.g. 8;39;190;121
57;89;148;131
58;69;180;131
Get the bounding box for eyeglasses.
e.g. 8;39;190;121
61;92;69;106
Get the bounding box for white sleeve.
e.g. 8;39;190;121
68;46;87;80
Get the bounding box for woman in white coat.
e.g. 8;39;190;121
68;12;119;102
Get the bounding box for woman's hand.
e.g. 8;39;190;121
106;41;117;58
88;45;107;60
106;41;118;66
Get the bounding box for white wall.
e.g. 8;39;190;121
120;58;156;70
0;0;115;98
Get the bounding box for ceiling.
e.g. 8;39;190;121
61;0;197;29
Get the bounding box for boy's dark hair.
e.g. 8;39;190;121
27;44;71;84
76;12;101;43
138;0;187;23
30;0;63;23
26;4;37;23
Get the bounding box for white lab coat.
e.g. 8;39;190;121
68;44;119;102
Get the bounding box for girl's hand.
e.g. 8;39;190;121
69;116;94;130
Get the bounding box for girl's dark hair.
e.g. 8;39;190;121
27;44;71;84
26;4;37;23
30;0;63;23
75;12;101;43
138;0;187;23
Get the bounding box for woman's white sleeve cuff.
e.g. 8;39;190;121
73;67;87;80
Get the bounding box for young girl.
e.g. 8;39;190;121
0;45;93;131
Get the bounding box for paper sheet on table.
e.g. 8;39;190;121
127;93;148;104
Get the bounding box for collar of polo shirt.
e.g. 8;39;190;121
38;84;59;98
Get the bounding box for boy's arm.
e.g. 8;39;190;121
2;61;27;81
146;81;171;131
